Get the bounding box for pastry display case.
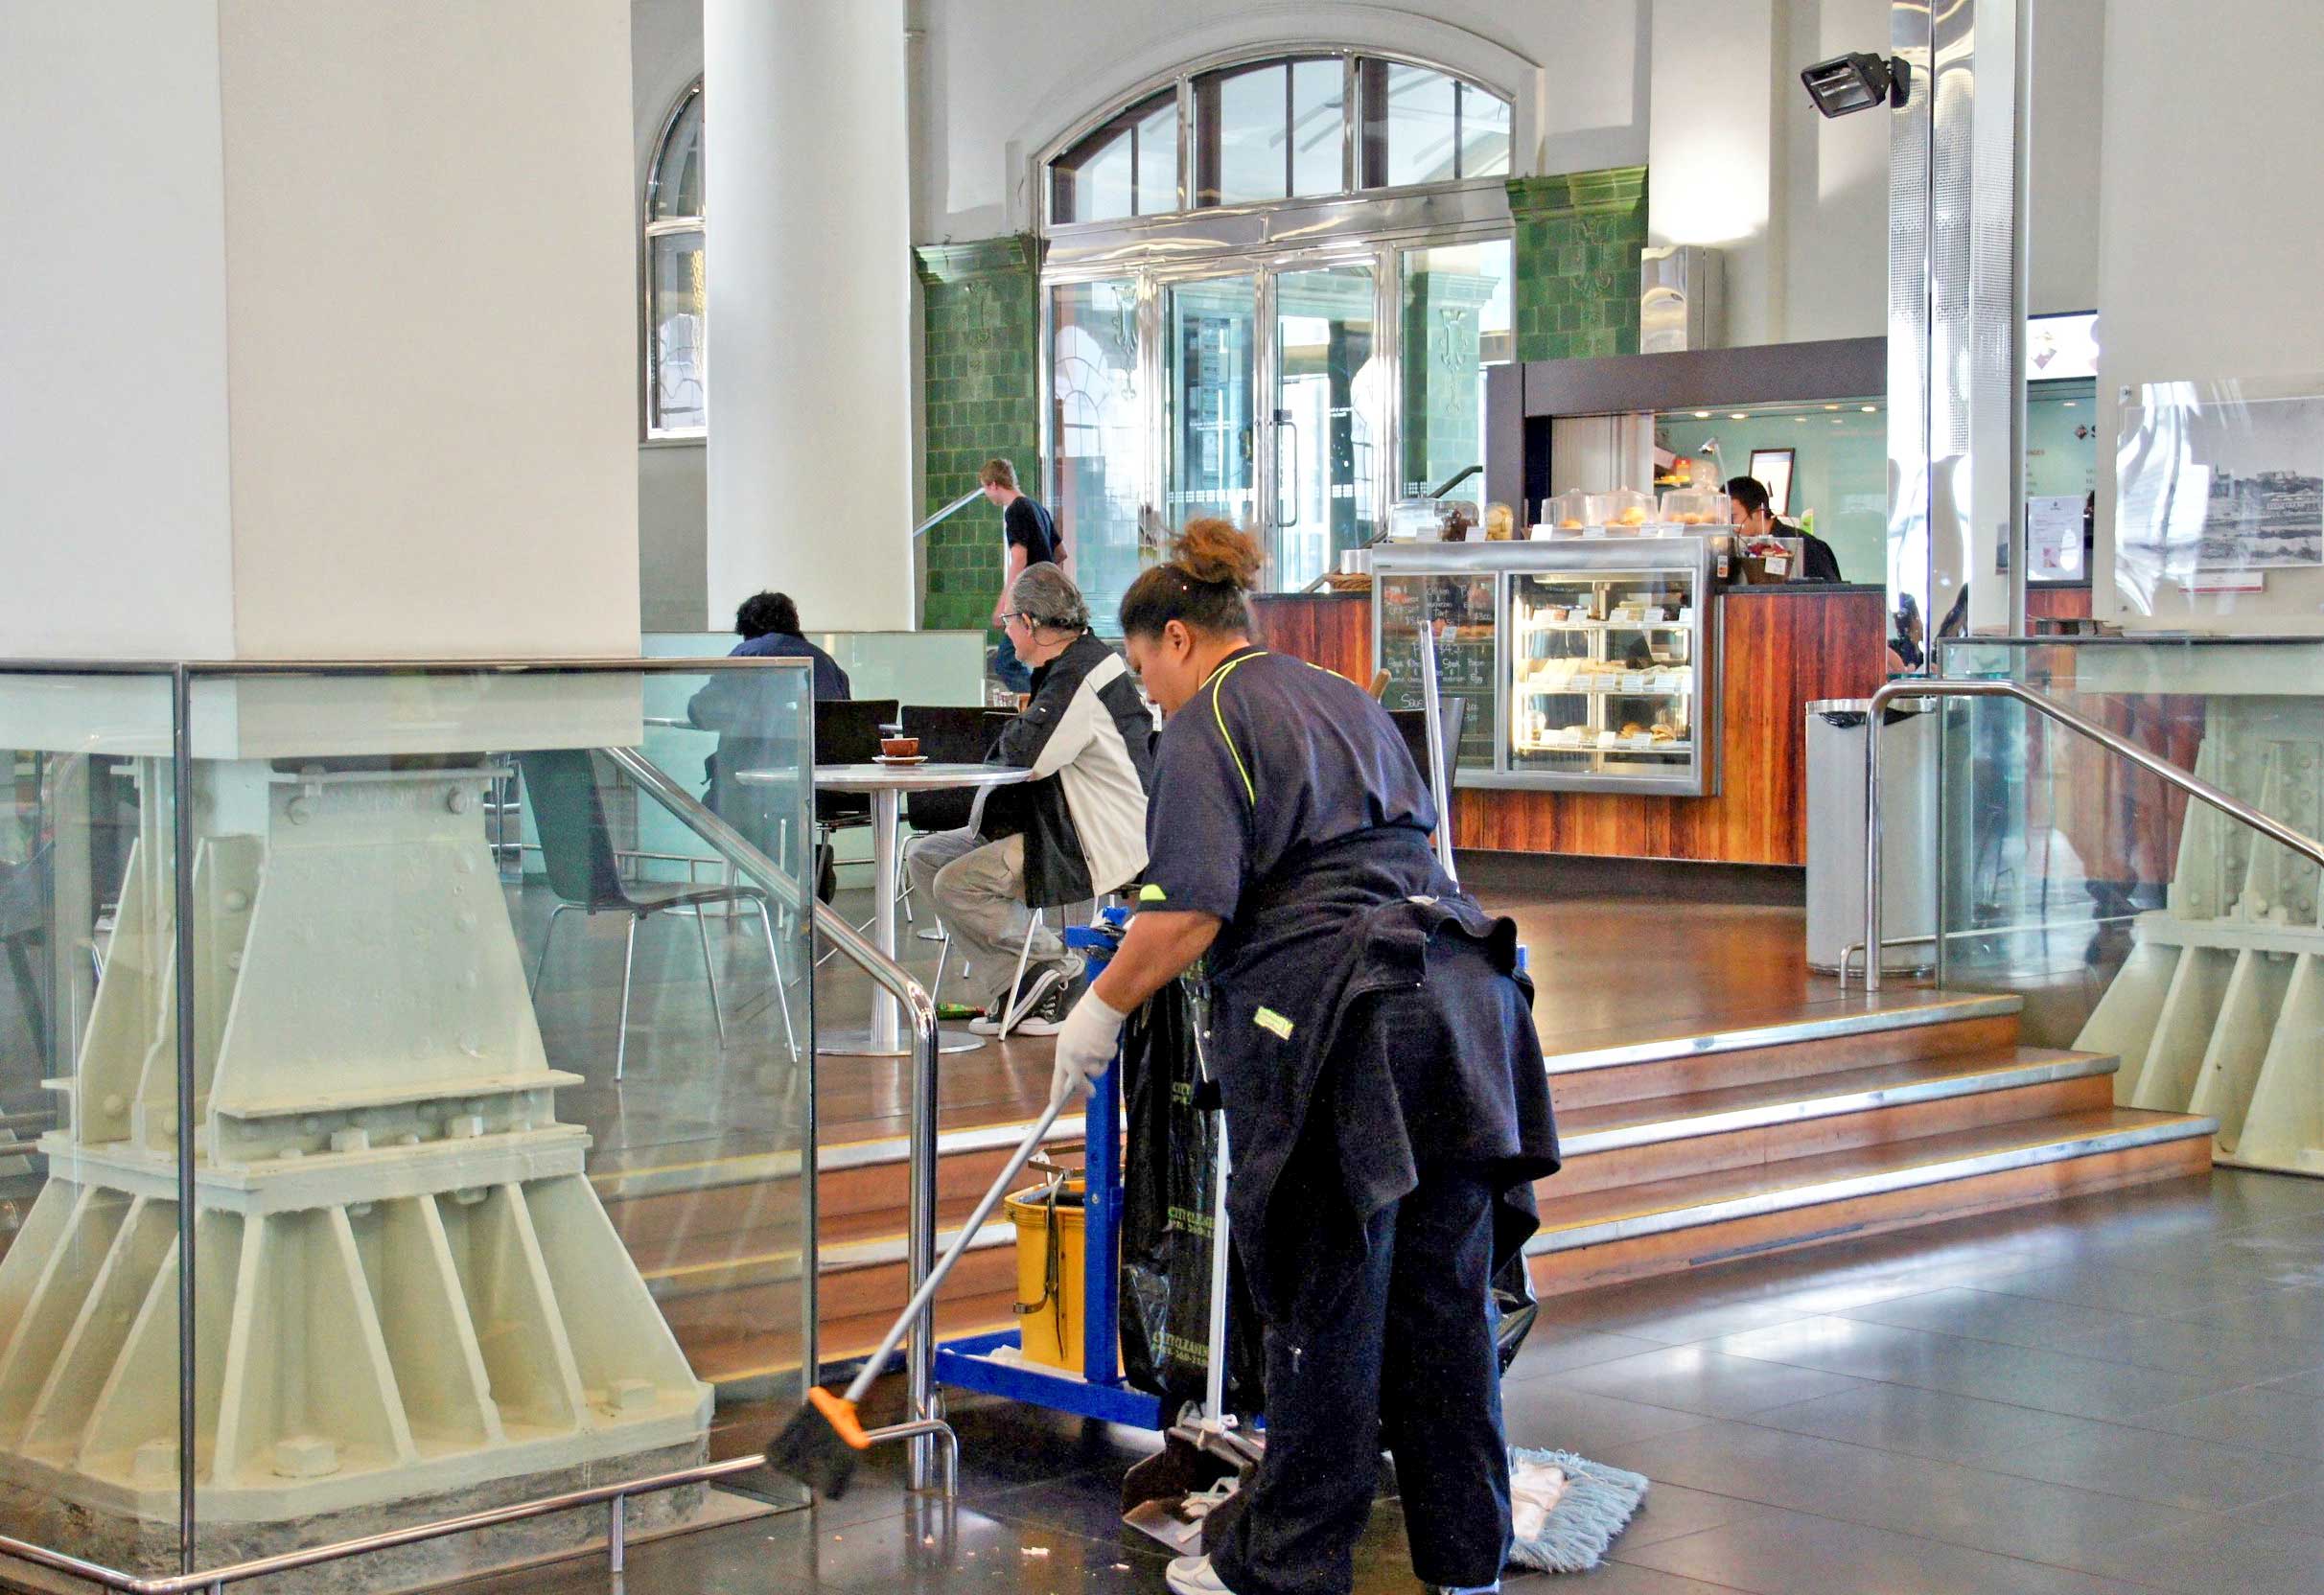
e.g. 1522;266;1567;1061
1373;538;1717;796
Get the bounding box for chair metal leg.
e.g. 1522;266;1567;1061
750;897;802;1063
932;933;952;1002
691;906;727;1047
995;910;1043;1040
530;902;576;997
616;913;640;1083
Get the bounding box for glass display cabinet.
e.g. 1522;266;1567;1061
1373;538;1718;795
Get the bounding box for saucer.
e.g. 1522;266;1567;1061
873;754;928;766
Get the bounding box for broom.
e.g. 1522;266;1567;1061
766;1080;1079;1497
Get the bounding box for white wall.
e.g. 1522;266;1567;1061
217;0;640;658
1;1;239;659
2093;0;2324;634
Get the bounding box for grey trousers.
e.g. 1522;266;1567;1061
902;827;1081;1007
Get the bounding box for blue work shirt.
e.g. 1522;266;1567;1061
1141;646;1435;981
728;630;851;701
1138;646;1556;1330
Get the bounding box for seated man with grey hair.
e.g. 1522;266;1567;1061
907;564;1155;1034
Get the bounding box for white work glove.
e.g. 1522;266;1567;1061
1050;989;1127;1103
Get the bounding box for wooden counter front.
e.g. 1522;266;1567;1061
1252;584;1888;868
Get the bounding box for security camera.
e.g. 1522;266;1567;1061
1801;52;1910;118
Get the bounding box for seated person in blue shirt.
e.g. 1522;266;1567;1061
687;591;851;879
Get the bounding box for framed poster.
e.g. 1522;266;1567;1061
1748;448;1796;516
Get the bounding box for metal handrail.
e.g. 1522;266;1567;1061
1864;679;2324;993
914;486;987;541
605;751;953;1493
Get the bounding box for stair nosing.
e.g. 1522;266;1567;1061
1530;1113;2219;1253
593;1113;1081;1203
646;1217;1016;1300
1557;1051;2117;1157
1544;992;2024;1076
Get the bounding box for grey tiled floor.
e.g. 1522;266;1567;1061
446;1167;2324;1595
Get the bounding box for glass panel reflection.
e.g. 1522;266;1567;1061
0;670;181;1576
23;663;821;1583
648;230;707;434
1401;239;1513;499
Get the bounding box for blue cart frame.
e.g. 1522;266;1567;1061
931;922;1167;1429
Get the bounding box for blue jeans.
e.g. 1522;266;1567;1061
990;630;1034;695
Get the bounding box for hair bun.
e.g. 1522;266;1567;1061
1174;519;1264;591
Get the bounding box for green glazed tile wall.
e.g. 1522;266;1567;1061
914;234;1039;635
1508;167;1649;362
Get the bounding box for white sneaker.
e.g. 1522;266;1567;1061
1166;1555;1240;1595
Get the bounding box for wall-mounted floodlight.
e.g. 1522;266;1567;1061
1801;52;1910;118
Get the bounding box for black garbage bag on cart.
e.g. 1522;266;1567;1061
1117;976;1538;1407
1118;978;1267;1413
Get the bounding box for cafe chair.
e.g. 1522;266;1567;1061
518;749;799;1079
1388;694;1470;788
812;698;899;902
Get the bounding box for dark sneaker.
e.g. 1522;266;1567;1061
968;963;1065;1036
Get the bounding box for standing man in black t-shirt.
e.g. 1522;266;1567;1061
979;457;1063;696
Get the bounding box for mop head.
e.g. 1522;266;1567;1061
1503;1447;1650;1574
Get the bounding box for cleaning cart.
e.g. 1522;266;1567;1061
935;917;1263;1549
933;918;1171;1427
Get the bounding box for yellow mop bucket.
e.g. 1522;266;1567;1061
1006;1173;1086;1371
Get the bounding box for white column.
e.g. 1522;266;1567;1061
704;0;917;633
0;0;641;661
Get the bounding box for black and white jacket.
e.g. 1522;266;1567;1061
981;631;1156;907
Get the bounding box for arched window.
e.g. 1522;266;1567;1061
1048;55;1510;226
644;80;706;438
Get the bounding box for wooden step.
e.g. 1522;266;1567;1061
1545;992;2024;1111
1529;1105;2217;1296
1551;1047;2119;1195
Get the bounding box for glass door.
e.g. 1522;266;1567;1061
1165;275;1260;532
1269;264;1379;590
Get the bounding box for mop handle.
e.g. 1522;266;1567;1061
840;1083;1076;1408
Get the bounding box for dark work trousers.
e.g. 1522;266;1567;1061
1214;1165;1511;1595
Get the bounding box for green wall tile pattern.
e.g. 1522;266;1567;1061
914;234;1040;635
1507;167;1649;362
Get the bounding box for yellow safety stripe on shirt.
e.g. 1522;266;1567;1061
1253;1006;1294;1039
1204;651;1268;808
1139;883;1169;903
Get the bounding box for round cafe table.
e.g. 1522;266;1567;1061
740;760;1032;1056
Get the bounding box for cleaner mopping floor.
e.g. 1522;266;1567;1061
773;520;1557;1595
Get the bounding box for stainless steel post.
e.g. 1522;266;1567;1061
169;667;198;1574
1416;616;1457;885
608;1495;626;1574
903;935;940;1491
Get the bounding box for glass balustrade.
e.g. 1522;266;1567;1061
0;659;817;1586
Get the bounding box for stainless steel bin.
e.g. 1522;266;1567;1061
1805;697;1936;974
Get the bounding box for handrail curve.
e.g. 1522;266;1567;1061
1864;679;2324;993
